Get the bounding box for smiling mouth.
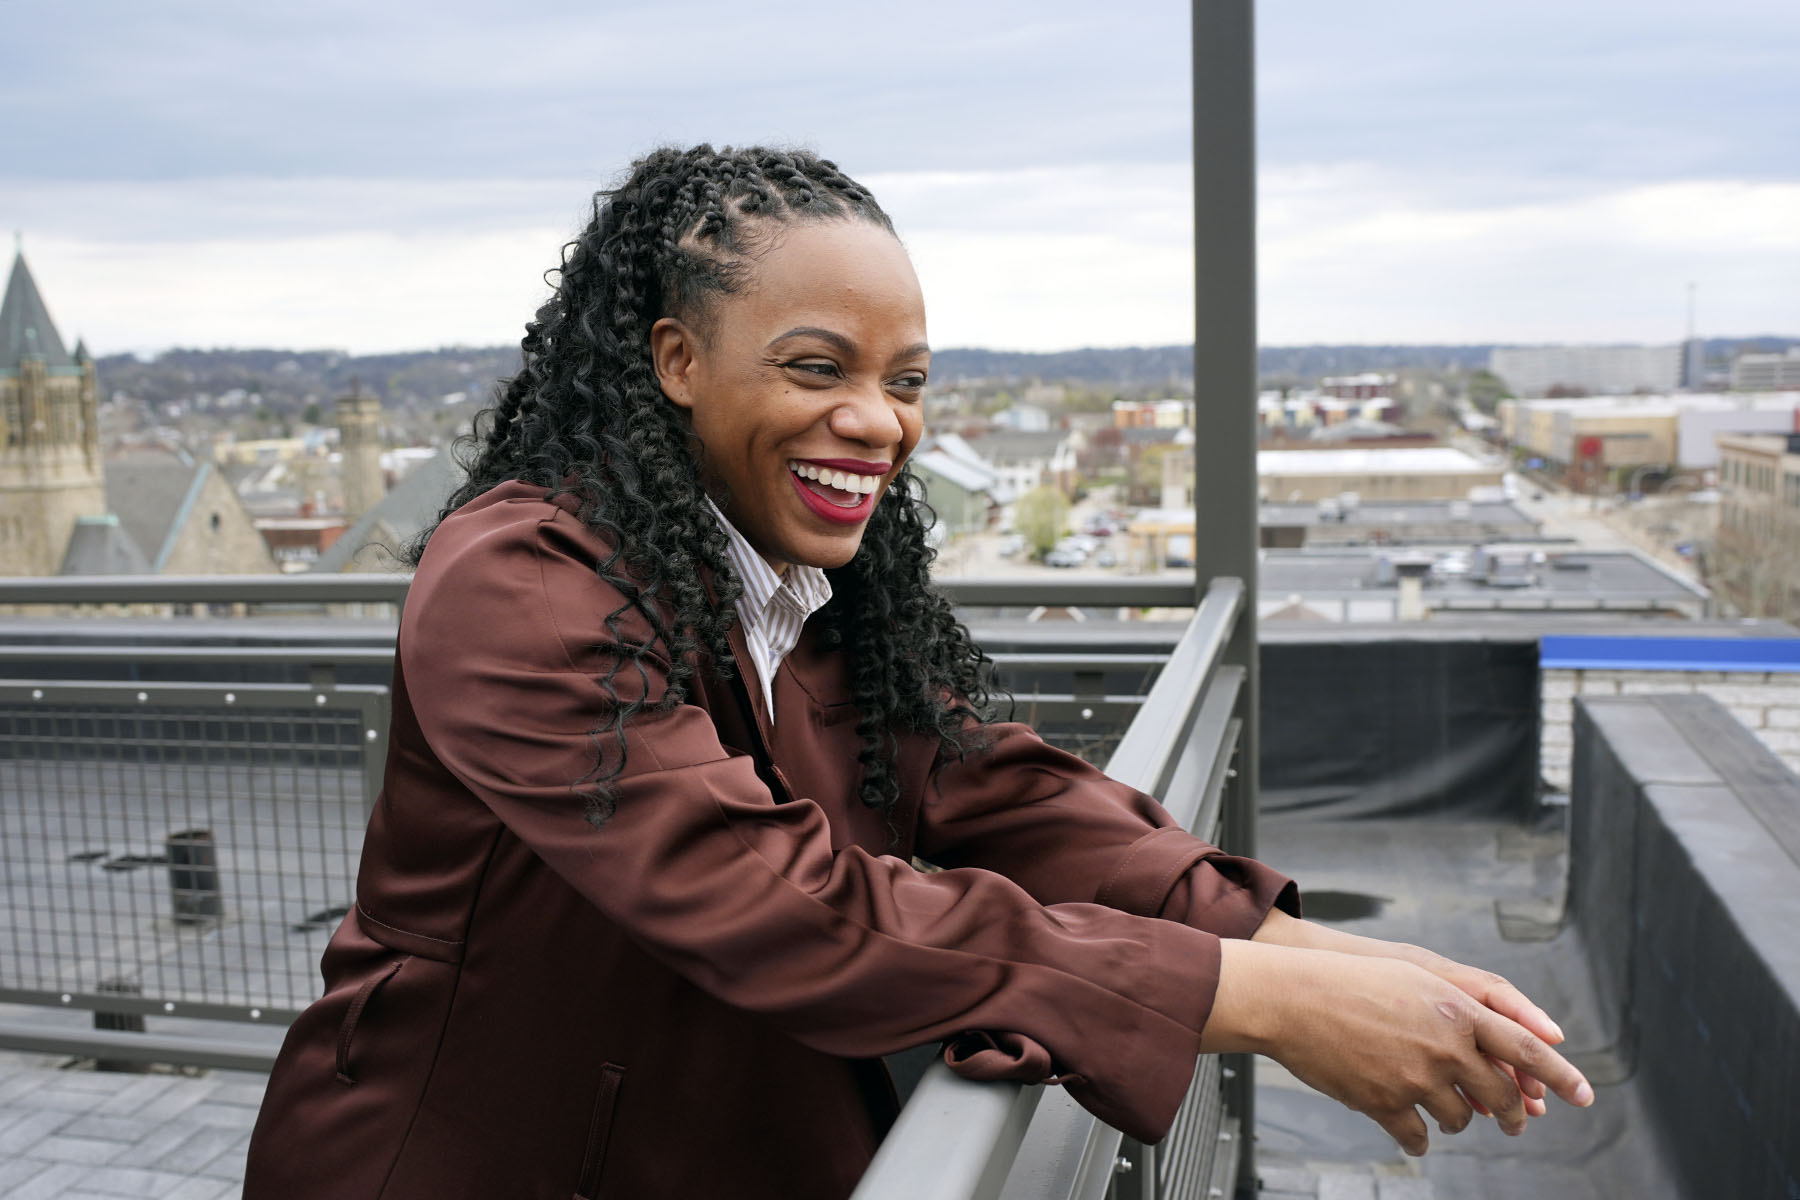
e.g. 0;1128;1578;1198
787;461;881;509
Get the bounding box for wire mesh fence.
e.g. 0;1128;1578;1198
0;680;387;1024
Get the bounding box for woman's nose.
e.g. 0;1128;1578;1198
827;385;903;447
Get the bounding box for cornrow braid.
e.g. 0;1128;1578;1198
408;144;1002;831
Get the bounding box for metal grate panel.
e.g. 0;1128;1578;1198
0;681;387;1024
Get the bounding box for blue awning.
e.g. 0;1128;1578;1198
1540;635;1800;673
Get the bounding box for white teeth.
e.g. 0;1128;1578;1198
787;462;883;495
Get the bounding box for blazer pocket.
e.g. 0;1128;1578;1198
574;1062;627;1200
335;955;408;1085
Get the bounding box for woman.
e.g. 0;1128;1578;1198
244;145;1590;1199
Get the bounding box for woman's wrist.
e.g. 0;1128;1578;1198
1202;938;1319;1057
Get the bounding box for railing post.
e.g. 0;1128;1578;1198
1193;1;1260;1196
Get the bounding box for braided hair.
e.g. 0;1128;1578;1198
409;145;1004;830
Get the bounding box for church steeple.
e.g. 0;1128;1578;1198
1;244;75;373
0;241;107;576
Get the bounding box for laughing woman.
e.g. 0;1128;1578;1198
244;145;1590;1200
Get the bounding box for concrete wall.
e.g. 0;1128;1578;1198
1570;695;1800;1200
1542;666;1800;789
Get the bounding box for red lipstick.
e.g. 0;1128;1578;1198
788;470;875;525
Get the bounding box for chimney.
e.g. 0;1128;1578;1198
335;383;385;522
1394;557;1432;621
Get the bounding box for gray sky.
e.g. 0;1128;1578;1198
5;0;1796;354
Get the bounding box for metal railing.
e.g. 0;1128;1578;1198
0;671;388;1069
0;570;1258;1188
0;570;1200;611
853;576;1253;1200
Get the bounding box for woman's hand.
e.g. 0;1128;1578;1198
1202;940;1594;1156
1250;908;1564;1116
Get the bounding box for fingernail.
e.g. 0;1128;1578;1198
1575;1081;1594;1106
1549;1018;1565;1042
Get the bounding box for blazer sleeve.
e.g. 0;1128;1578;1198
400;500;1219;1143
914;719;1300;937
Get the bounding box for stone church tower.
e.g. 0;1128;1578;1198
0;246;106;576
335;385;385;522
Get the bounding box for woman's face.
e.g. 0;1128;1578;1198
651;218;929;574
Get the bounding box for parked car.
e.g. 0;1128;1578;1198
1044;549;1083;568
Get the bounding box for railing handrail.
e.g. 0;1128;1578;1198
0;573;1202;609
850;576;1245;1200
0;573;414;605
0;644;1173;672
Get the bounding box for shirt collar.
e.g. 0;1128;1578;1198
705;498;833;630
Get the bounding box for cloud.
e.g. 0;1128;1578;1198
24;226;566;355
16;166;1794;355
2;0;1193;181
1258;169;1800;342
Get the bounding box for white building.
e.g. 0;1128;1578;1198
963;430;1077;502
990;404;1051;432
1732;349;1800;392
1490;344;1685;397
1677;396;1800;469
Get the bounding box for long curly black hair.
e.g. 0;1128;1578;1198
409;144;1005;830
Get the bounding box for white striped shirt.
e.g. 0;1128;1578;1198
707;499;833;726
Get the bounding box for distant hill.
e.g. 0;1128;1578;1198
97;337;1799;411
95;346;522;417
937;338;1799;385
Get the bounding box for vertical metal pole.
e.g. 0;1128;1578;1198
1192;2;1260;1197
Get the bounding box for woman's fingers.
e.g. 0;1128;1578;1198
1418;1086;1475;1137
1458;1055;1529;1135
1473;1006;1595;1109
1377;1106;1431;1158
1488;1057;1548;1115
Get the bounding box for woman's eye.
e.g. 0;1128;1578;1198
787;360;841;379
890;374;928;399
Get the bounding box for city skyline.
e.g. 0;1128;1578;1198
5;0;1797;356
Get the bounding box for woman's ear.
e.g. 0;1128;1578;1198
649;317;700;411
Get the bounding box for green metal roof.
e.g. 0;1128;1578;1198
0;249;75;373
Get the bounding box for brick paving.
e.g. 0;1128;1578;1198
0;1051;264;1199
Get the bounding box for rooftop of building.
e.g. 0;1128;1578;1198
1258;498;1537;529
910;447;998;493
1258;543;1708;605
960;429;1071;462
310;449;462;573
1256;446;1498;475
101;449;211;573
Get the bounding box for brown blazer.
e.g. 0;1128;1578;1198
243;481;1297;1200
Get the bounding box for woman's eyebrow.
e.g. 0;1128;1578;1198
768;326;854;355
